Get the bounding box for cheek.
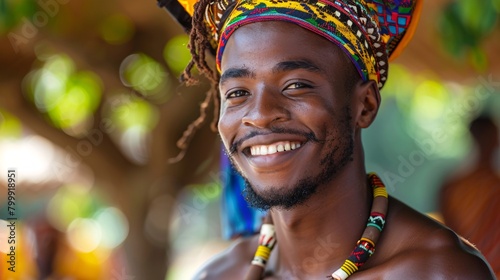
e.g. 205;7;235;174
217;112;235;149
295;102;335;132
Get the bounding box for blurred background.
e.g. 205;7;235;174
0;0;499;279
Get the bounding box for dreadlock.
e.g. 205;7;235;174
169;0;222;163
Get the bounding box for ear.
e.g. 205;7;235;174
352;80;380;129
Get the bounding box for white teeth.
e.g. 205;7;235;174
285;143;291;151
268;145;277;154
260;146;268;155
250;141;302;156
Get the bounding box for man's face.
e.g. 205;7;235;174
218;21;357;209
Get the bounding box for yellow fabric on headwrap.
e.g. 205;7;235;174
177;0;196;15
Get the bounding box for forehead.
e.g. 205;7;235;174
219;21;350;74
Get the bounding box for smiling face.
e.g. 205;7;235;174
218;22;362;209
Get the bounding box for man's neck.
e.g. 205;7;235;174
269;164;372;278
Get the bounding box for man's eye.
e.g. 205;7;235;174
227;90;249;99
285;82;310;90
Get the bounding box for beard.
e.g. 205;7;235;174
228;107;354;211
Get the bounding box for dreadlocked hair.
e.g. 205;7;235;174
170;0;222;163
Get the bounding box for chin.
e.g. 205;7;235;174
242;176;320;211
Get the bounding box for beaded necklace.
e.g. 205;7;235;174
244;173;388;280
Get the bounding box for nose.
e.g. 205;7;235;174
242;89;290;128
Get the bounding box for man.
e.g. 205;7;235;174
440;115;500;278
160;0;495;278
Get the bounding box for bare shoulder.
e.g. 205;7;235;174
369;197;495;279
192;235;258;280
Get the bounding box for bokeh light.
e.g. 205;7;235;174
163;34;192;75
46;185;94;232
119;53;170;102
67;218;102;253
411;80;449;126
104;93;159;163
24;54;103;136
94;207;129;249
0;135;56;185
30;55;74;111
0;110;22;138
120;125;150;164
108;93;159;132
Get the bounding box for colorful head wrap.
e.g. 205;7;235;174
161;0;422;89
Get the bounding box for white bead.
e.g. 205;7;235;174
260;224;276;247
332;269;349;280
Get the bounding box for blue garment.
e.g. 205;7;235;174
220;150;266;239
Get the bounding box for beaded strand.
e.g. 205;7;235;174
330;173;388;280
244;215;276;280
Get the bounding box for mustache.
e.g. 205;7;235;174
229;127;321;155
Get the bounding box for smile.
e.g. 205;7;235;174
250;141;302;156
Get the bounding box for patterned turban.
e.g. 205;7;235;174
160;0;422;89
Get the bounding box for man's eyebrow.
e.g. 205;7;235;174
272;60;321;73
220;67;256;85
